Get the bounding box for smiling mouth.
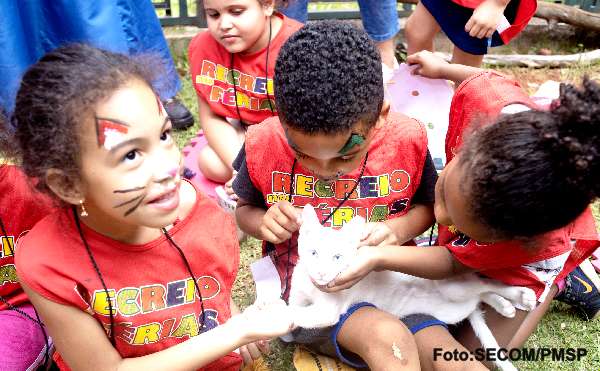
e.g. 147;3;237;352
148;189;176;204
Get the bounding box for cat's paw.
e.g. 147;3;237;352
516;288;537;311
496;297;516;318
290;306;338;329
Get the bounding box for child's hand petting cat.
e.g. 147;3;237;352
232;299;295;343
465;0;508;39
360;221;398;246
260;201;301;243
321;246;381;292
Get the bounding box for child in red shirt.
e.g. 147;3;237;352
6;44;293;370
0;160;54;370
326;50;599;369
234;21;439;369
189;0;302;188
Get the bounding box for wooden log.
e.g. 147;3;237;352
433;49;600;68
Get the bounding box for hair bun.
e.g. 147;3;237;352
544;78;600;199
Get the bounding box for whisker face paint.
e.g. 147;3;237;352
112;186;147;216
113;186;146;194
96;118;130;151
113;195;144;208
124;195;146;217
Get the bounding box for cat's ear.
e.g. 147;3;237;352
300;204;320;228
342;215;366;243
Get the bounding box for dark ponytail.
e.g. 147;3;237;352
460;77;600;240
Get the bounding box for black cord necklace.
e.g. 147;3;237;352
279;152;369;300
0;216;50;369
73;209;208;348
230;15;275;124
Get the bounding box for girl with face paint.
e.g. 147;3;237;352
4;44;293;370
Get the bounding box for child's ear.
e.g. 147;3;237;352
300;204;320;230
375;101;391;129
45;169;83;205
262;1;275;16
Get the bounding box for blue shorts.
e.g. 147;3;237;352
286;302;447;368
421;0;521;55
279;0;400;42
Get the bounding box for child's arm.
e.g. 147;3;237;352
324;245;474;291
361;204;435;246
236;199;300;244
198;96;241;170
23;282;293;371
407;50;484;85
230;299;270;365
465;0;510;39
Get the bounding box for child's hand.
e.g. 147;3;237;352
321;246;381;292
235;299;295;340
360;222;398;247
465;0;508;39
238;340;270;367
259;201;301;244
406;51;449;80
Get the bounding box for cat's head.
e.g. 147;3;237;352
297;204;366;285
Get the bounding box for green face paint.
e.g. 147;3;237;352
338;133;365;155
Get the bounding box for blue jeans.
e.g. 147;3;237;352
0;0;180;113
280;0;400;42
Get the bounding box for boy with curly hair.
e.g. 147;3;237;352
233;21;442;369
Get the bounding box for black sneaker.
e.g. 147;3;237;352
555;266;600;320
163;98;194;130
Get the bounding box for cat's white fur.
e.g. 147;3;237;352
288;204;537;371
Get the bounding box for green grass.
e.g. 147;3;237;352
173;57;600;370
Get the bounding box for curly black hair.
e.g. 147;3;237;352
460;78;600;240
1;44;157;198
274;20;383;134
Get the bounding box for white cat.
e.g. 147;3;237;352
288;204;537;371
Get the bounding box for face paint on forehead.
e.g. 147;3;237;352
155;95;165;117
338;133;365;155
96;117;130;151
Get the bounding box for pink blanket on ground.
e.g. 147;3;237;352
182;133;220;200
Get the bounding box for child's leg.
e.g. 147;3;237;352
451;46;484;68
336;306;420;370
197;122;245;183
0;304;50;370
413;326;488;371
405;2;441;55
357;0;399;69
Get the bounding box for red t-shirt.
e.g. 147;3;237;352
16;182;242;370
0;165;53;309
441;71;599;300
244;113;429;297
189;13;303;125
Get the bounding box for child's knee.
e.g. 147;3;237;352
197;147;232;183
338;309;419;370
